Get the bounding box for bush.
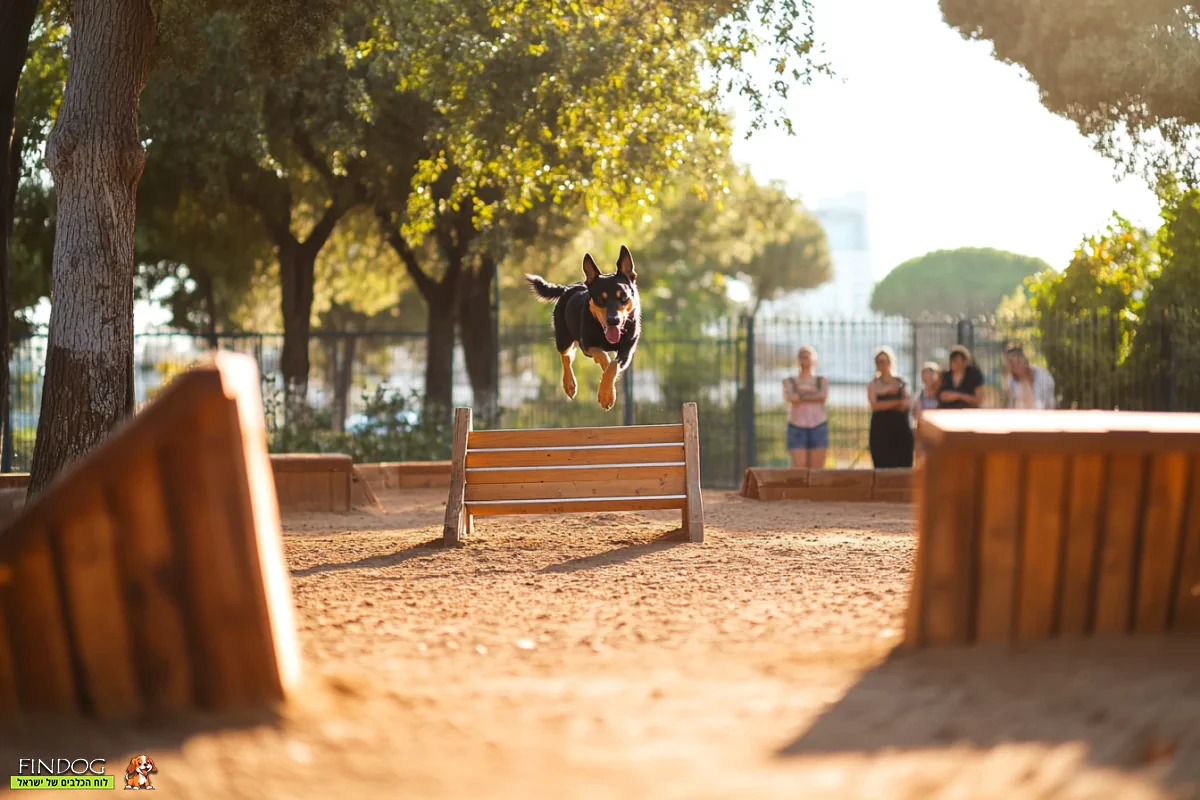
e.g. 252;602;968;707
264;380;452;462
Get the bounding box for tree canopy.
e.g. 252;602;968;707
870;246;1051;320
940;0;1200;182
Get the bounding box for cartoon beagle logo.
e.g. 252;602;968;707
124;755;157;791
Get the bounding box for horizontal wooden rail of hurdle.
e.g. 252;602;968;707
443;403;704;546
0;353;301;716
906;409;1200;648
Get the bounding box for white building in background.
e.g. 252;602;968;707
761;190;875;319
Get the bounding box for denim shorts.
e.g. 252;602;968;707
787;422;829;451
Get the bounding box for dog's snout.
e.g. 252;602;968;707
606;314;619;326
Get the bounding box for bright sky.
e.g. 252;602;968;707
726;0;1164;279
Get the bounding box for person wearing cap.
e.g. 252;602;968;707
937;345;984;409
1004;345;1056;409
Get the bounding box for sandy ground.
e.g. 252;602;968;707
4;489;1200;799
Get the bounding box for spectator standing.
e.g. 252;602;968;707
867;346;914;468
912;361;941;428
938;345;984;409
1004;345;1056;409
783;346;829;469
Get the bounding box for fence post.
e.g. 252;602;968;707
492;256;502;426
910;321;919;389
744;314;757;469
1161;309;1175;412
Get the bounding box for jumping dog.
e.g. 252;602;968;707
525;245;642;410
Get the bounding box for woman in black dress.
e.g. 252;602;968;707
867;346;914;468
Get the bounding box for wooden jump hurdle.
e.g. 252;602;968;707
0;353;301;716
443;403;704;546
906;409;1200;648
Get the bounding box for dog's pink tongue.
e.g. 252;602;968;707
605;325;621;344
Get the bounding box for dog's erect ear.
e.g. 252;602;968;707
582;253;600;284
616;245;637;282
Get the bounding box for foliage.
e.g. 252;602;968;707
871;247;1051;320
939;0;1200;183
264;380;453;461
503;161;829;324
1024;215;1158;408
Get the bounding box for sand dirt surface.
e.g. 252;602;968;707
3;489;1199;799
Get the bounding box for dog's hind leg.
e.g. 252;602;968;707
560;343;578;399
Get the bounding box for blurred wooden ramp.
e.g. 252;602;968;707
0;353;301;716
907;409;1200;648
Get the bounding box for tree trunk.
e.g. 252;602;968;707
458;259;498;427
278;239;316;415
425;287;457;423
1;0;39;476
331;335;356;433
200;270;219;348
28;0;156;497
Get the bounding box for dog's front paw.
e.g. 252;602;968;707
598;381;616;410
563;374;577;399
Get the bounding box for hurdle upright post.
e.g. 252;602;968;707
681;402;704;543
443;407;473;547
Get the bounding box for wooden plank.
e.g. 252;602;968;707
107;448;195;712
466;463;685;486
918;410;1200;454
873;468;913;490
975;452;1022;643
269;454;353;473
466;476;686;502
808;469;875;490
218;354;302;699
330;468;351;512
681;403;705;543
5;538;78;712
465;444;685;469
918;450;979;646
55;489;139;717
744;468;809;488
1058;453;1107;636
468;424;683;449
161;396;264;709
467;496;687;516
0;594;19;713
443;408;473;547
1015;454;1068;641
1135;452;1190;633
1093;453;1147;635
1172;454;1200;631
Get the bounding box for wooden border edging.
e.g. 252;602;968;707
740;467;913;503
906;409;1200;648
270;454;353;513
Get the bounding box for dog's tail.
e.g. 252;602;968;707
525;274;569;302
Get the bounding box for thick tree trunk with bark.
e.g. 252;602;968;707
458;258;498;427
424;287;457;420
28;0;156;496
1;0;39;476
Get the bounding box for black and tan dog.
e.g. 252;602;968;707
525;245;641;410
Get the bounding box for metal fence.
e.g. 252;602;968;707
6;311;1196;485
